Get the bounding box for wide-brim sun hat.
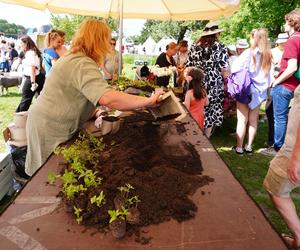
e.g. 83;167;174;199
276;33;289;44
200;21;224;37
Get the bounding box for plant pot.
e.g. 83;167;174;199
101;116;120;135
13;112;28;128
126;207;140;224
113;195;126;211
8;123;27;141
109;219;126;239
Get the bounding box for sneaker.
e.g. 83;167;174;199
232;146;244;155
244;145;253;154
259;147;277;157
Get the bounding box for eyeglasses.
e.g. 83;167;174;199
110;43;116;46
204;25;219;32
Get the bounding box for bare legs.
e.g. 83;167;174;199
271;195;300;247
236;101;260;149
204;127;213;138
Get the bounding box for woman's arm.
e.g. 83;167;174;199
205;95;209;106
99;90;163;111
184;90;191;110
30;65;36;83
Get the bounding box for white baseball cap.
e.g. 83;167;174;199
276;33;289;44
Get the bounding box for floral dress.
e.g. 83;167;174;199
186;42;229;129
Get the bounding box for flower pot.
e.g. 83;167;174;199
113;195;126;211
13;112;28;128
101;116;120;135
109;219;126;239
8;123;27;141
126;207;140;225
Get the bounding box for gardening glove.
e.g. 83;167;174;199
94;116;103;129
31;82;38;92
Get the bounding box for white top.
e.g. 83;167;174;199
22;50;40;76
271;46;284;81
174;53;188;66
0;44;6;63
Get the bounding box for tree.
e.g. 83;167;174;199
0;19;25;38
135;20;208;44
220;0;299;44
50;15;118;42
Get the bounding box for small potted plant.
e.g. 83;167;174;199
126;195;141;225
114;183;134;210
101;116;120;135
108;207;128;239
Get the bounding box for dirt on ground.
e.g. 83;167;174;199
58;111;214;242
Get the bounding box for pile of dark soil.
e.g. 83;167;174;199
59;111;214;240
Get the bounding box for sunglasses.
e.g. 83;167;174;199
204;25;219;32
110;42;116;45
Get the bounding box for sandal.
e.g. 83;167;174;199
282;234;300;249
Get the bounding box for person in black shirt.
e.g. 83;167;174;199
155;42;177;87
8;42;19;70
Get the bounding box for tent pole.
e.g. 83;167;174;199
118;0;123;77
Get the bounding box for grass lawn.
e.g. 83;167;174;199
0;58;297;238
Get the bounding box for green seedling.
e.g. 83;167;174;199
63;184;86;199
108;207;129;223
47;171;60;185
127;196;141;207
118;183;134;198
73;206;83;224
79;170;102;188
61;169;77;185
90;191;106;207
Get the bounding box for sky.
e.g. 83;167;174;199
0;2;145;36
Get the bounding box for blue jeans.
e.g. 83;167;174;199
271;85;294;151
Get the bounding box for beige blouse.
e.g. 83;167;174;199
25;51;112;176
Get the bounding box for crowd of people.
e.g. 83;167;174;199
153;9;300;248
2;7;300;248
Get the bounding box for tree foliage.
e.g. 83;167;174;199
133;20;208;44
0;19;25;38
220;0;300;44
50;15;118;42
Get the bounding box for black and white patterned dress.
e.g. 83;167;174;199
186;42;229;129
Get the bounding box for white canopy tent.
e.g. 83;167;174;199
142;36;157;55
0;0;240;74
154;37;177;55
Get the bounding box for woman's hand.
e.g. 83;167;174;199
147;90;164;108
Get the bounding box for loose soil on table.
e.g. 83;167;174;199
59;111;214;242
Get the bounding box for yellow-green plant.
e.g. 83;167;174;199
73;206;83;224
108;207;129;223
47;171;60;185
90;191;106;207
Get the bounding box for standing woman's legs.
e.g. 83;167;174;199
236;101;249;148
247;105;260;148
16;76;35;112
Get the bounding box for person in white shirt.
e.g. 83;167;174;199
16;36;45;112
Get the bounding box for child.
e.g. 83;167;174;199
184;68;209;129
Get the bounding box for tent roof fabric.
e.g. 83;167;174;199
1;0;239;20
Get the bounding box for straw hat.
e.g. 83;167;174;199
200;21;224;37
236;39;249;49
275;33;289;44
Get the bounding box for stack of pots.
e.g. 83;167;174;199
7;112;28;147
